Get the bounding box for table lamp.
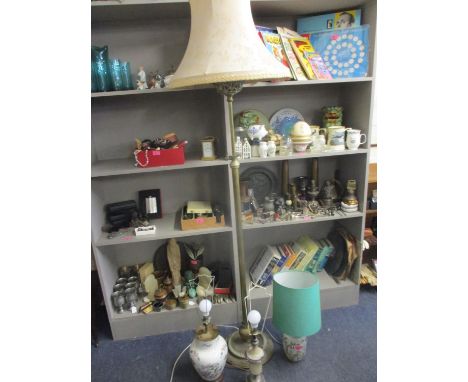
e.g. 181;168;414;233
272;271;322;362
170;0;291;368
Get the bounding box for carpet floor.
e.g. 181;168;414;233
92;287;376;382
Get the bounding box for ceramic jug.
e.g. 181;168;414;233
326;126;346;150
346;129;367;150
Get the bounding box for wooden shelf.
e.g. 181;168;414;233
91;157;228;178
108;299;239;339
95;213;232;247
244;77;373;88
92;0;368;21
249;270;358;311
91;84;212;98
91;77;373;99
250;270;355;299
110;297;236;321
239;148;368;165
243;210;363;230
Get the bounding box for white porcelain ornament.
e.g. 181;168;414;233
189;299;228;381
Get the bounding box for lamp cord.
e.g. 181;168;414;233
265;326;281;345
169;344;191;382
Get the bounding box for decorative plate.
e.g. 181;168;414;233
325;231;347;277
269;108;304;137
240;166;278;204
234;109;272;131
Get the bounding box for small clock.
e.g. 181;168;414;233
200;136;217;160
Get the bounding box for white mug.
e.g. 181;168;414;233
326;126;346;150
346;129;367;150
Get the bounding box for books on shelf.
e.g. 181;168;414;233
289;37;317;80
249;235;335;286
249;245;274;285
304;51;333;79
297;9;362;34
256;26;293;78
276;27;308;81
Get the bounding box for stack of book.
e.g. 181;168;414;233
249;235;335;286
256;8;368;81
256;26;331;81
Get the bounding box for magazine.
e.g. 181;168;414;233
277;26;308;81
289;37;317;79
304;51;333;79
258;29;292;74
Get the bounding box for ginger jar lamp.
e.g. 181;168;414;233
189;299;228;381
272;271;322;362
170;0;291;368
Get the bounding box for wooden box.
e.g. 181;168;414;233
180;208;225;231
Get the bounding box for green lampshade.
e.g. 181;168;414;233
272;270;321;338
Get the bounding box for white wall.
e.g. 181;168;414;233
369;79;377;163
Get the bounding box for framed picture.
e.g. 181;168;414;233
138;189;162;219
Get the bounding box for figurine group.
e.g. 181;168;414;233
110;239;233;315
136;65;175;90
242;176;359;225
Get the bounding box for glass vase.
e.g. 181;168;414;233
91;46;111;92
109;58;124;91
91;62;97;93
120;61;133;90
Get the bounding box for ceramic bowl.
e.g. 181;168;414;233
293;141;311;152
291;136;312;143
246;124;268;141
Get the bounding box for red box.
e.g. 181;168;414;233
134;145;185;168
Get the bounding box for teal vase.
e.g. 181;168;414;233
120;61;133;90
91;62;97;93
109;59;124;91
91;46;111;92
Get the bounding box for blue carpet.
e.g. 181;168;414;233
92;288;376;382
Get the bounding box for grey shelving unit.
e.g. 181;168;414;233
91;0;377;340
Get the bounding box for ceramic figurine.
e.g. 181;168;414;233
137;66;148;89
167;239;182;286
242;138;251;159
259;141;268;158
235;136;243;158
267;141;276;157
163;65;175;87
148;71;161;89
319;180;339;207
184;243;204;273
190;300;228;381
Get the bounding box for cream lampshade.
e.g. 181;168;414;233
169;0;292;88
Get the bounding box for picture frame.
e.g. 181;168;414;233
138;189;162;219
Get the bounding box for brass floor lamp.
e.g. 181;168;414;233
169;0;291;368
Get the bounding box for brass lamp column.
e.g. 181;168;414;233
169;0;292;369
215;82;274;368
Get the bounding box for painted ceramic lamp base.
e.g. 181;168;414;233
190;335;228;381
282;334;307;362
